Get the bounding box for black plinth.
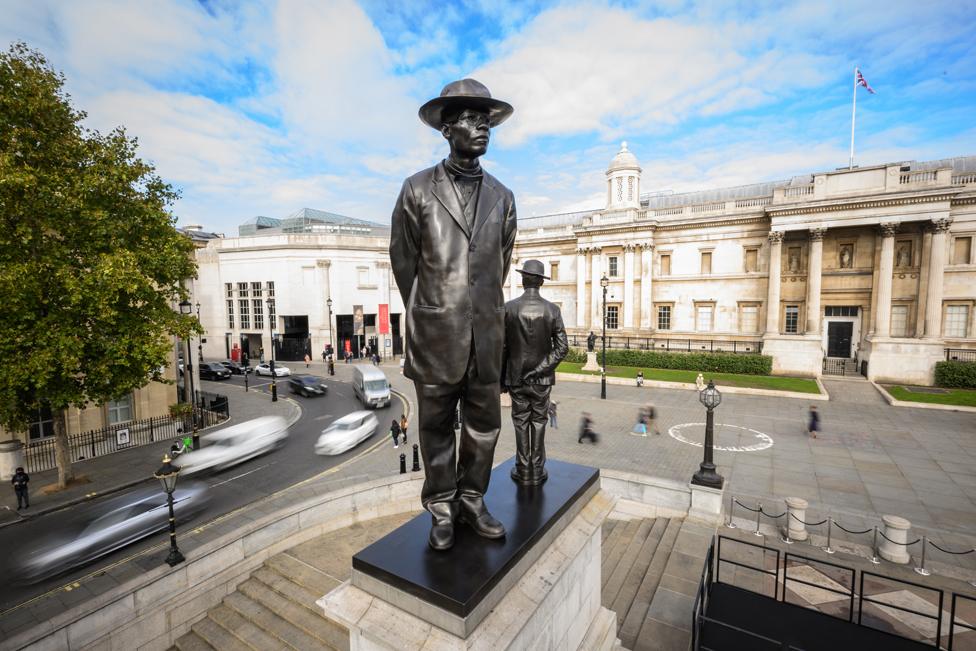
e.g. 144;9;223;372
352;456;599;619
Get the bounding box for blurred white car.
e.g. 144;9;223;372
315;411;379;455
174;416;289;475
255;363;291;377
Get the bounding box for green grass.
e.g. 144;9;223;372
884;385;976;407
556;361;821;394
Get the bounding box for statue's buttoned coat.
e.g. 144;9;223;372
502;288;568;388
390;162;517;385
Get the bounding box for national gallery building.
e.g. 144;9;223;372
509;145;976;384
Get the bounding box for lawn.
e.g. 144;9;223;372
557;361;822;394
884;385;976;408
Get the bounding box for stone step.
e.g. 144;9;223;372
602;519;656;606
601;519;643;589
602;518;620;545
237;577;343;648
251;568;349;651
224;590;325;650
172;632;214;651
265;552;338;595
209;603;282;651
608;518;668;618
619;518;683;650
189;616;250;651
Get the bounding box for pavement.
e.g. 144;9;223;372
0;383;301;528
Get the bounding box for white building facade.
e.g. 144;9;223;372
510;146;976;384
192;210;404;364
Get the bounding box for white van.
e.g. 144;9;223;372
352;365;392;409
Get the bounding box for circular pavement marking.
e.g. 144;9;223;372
668;422;774;452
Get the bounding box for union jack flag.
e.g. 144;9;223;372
856;68;876;94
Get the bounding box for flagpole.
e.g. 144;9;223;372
849;66;857;169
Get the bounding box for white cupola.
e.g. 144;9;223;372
605;141;642;210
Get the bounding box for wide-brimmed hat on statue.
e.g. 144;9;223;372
516;259;549;279
419;78;513;130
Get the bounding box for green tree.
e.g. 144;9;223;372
0;43;200;487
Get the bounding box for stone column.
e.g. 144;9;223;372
805;229;825;334
623;244;635;329
639;243;654;330
923;218;952;338
874;223;898;338
590;246;603;329
576;248;587;329
765;232;784;335
915;228;933;337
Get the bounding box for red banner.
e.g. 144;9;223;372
378;303;389;334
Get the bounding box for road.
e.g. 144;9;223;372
0;370;403;614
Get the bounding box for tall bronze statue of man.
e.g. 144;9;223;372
390;79;517;550
502;260;568;485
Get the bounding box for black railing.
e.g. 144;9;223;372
693;534;968;650
567;335;763;354
822;357;859;376
24;398;229;474
945;348;976;362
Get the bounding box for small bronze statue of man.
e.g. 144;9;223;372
587;331;596;352
502;259;568;485
390;79;516;550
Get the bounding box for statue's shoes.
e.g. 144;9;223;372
459;508;506;539
429;521;455;550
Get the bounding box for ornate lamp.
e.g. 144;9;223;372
692;380;725;489
600;274;609;400
154;454;185;566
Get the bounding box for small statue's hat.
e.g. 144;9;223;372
419;79;513;130
516;259;549;279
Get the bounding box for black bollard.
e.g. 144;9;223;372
399;453;407;474
411;444;421;472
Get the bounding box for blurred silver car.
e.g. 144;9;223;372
174;416;288;475
315;411;379;455
12;482;210;584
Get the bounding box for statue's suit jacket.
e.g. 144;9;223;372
390;162;517;386
502;289;568;387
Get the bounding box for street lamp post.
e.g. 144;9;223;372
241;334;249;392
154;454;185;567
192;302;202;450
326;297;334;357
179;300;195;438
691;380;725;489
600;274;609;400
267;298;278;402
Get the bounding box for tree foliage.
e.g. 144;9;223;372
0;43;200;482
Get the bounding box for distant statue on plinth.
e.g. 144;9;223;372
587;331;596;352
502;260;568;485
390;79;516;551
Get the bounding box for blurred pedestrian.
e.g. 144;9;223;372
322;349;327;362
807;405;820;439
636;370;644;387
304;353;311;368
632;409;647;436
647;403;660;435
328;355;335;376
400;414;409;444
11;466;29;510
548;401;558;429
695;373;705;392
390;419;401;449
578;412;598;444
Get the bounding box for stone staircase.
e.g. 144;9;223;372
601;517;715;651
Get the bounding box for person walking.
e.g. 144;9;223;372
399;414;409;445
390;419;402;449
578;412;598;444
636;370;644;387
807;405;820;439
548;401;558;429
328;354;335;376
647;403;660;435
11;466;29;510
632;409;647;436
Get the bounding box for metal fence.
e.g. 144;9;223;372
24;395;229;474
945;348;976;362
568;335;763;355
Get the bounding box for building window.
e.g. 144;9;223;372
890;305;909;337
237;282;248;298
744;248;759;273
825;306;858;317
226;300;234;329
266;281;275;297
550;261;559;281
251;281;263;298
953;236;972;265
695;305;713;332
29;404;55;441
657;305;672;330
606;305;619;329
608;256;618;277
739;305;759;333
225;283;233;298
700;251;712;275
785;305;799;334
239;298;250;330
253;298;264;330
107;394;133;425
660;254;671;276
944;305;969;338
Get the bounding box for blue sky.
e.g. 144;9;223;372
3;0;975;234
